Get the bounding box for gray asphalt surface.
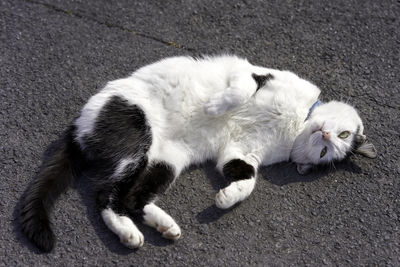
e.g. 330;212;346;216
1;0;399;265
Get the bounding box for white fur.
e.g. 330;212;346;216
75;55;321;168
143;203;181;240
77;55;368;247
110;157;134;179
216;178;256;209
101;208;144;248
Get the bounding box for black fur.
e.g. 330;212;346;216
351;125;364;150
95;158;148;211
85;95;175;215
96;157;149;214
96;161;175;217
19;125;83;253
123;162;175;211
252;73;274;91
223;159;255;181
83;95;151;164
86;95;155;214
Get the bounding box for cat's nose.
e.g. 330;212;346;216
322;131;330;140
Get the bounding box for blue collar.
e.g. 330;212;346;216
305;100;323;121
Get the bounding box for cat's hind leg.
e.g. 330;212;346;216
97;189;144;248
143;203;181;240
215;158;257;209
123;161;182;241
81;94;157;248
101;207;144;248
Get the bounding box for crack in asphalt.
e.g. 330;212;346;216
24;0;196;52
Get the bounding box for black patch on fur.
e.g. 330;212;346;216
82;95;154;214
96;188;114;211
96;157;149;214
350;125;364;150
252;73;274;91
83;96;151;165
19;125;83;253
223;159;255;181
121;162;175;212
96;161;175;216
81;95;152;193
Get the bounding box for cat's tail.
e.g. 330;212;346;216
19;125;83;253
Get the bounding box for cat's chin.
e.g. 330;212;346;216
290;129;312;164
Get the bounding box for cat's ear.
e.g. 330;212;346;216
296;163;313;175
353;135;377;158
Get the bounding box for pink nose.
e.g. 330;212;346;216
322;131;330;140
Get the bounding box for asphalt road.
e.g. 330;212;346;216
1;0;399;265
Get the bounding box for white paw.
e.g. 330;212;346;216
215;179;255;209
119;228;144;249
204;93;228;116
101;208;145;249
157;223;181;240
143;203;181;241
215;187;239;209
118;216;144;248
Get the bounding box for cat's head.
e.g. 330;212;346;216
290;101;377;175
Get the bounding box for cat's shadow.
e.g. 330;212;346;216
194;162;238;224
260;158;362;186
196;158;362;224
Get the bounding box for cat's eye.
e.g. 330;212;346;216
320;146;327;158
338;131;350;139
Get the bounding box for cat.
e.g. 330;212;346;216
19;55;377;252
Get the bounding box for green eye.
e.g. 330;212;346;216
320;146;327;158
338;131;350;139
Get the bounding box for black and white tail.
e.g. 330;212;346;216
19;126;82;252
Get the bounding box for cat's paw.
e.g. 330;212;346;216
215;187;239;209
215;179;255;209
157;223;181;240
119;228;144;249
101;209;145;249
118;216;144;248
143;203;181;241
204;92;229;116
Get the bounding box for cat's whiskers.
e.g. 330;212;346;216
329;160;337;172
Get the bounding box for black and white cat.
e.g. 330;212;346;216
19;55;376;252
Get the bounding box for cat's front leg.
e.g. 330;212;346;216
204;69;274;116
215;177;256;209
204;71;258;116
203;89;241;116
215;157;258;209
